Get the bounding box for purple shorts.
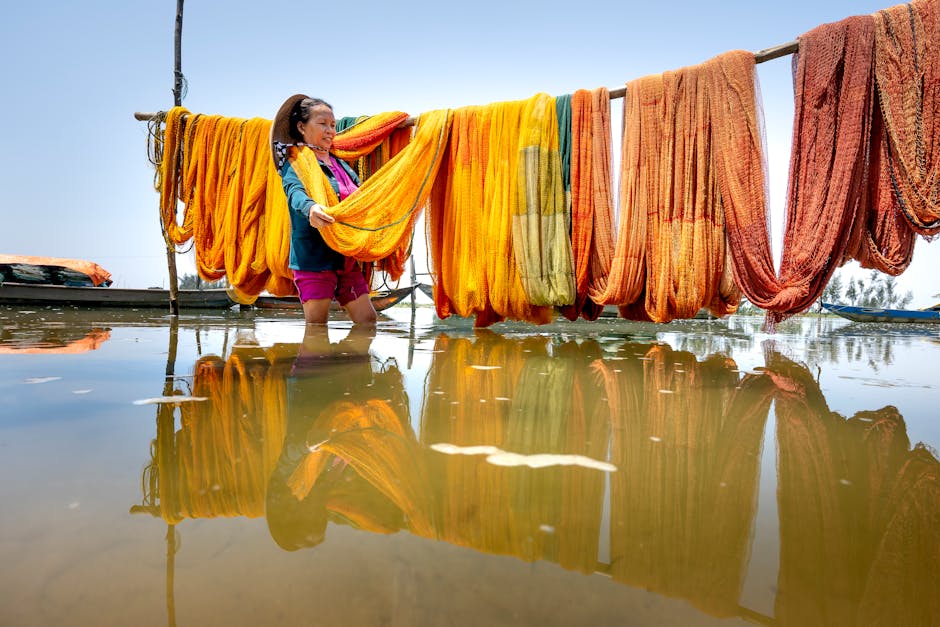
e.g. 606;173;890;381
293;258;370;306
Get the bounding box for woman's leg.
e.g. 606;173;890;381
301;298;332;324
343;292;377;325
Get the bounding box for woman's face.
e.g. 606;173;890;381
297;104;336;152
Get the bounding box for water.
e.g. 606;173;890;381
1;305;938;626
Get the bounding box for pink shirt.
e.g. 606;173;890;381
328;155;359;200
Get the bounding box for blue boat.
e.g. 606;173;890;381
821;302;940;323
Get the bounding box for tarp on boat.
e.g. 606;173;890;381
0;255;112;287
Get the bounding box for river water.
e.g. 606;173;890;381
1;305;938;626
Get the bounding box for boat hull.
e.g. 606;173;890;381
250;285;418;312
821;302;940;323
0;282;234;309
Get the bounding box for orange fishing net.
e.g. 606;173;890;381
705;51;780;322
330;112;410;162
587;80;649;310
770;16;877;327
872;0;940;236
607;54;743;323
561;88;612;321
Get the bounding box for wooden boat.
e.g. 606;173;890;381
0;282;234;309
0;255;112;287
821;302;940;323
250;284;418;312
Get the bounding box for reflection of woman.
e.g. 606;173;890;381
266;325;432;550
271;95;377;325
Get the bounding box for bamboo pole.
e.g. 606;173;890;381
135;35;799;314
161;0;185;315
134;38;798;127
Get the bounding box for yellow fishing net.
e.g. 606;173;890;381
288;108;453;263
154;107;430;297
513;93;575;306
427;95;571;325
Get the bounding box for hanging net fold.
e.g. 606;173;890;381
153;106;422;297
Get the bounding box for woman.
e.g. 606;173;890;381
271;94;377;325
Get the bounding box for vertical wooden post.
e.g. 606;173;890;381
164;0;185;315
159;315;179;626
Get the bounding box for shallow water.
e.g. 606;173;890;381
1;305;938;626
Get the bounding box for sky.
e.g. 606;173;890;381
1;0;937;305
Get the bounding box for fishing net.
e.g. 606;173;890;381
769;16;877;327
873;0;940;236
561;88;612;321
846;100;917;276
605;53;745;323
288;109;452;263
427;97;558;325
513;93;576;307
153;107;425;297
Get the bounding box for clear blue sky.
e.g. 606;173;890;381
1;0;936;304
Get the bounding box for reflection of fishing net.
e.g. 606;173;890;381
265;355;427;548
282;398;435;539
596;343;773;617
766;347;940;626
420;333;609;570
151;347;292;523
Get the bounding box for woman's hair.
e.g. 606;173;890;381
288;97;333;141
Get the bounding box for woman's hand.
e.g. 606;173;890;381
308;203;335;229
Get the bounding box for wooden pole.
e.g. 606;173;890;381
162;0;185;316
134;38;799;129
135;34;798;315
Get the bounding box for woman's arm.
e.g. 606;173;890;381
281;162;335;227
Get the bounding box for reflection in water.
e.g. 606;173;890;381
266;325;434;548
142;340;291;522
597;342;774;618
136;328;940;624
0;325;110;354
767;345;940;625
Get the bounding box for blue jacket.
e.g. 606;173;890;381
280;157;361;271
